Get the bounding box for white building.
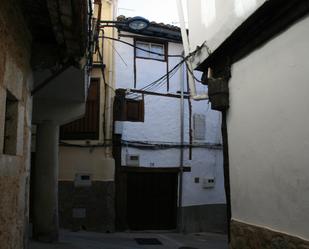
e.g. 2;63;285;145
113;16;226;233
178;0;309;247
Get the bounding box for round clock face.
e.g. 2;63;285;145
128;17;149;31
129;21;148;30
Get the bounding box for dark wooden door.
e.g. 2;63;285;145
126;171;178;230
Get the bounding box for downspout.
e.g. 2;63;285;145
106;0;116;156
178;53;185;233
176;0;208;101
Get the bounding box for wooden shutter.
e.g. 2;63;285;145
60;79;100;140
125;99;144;122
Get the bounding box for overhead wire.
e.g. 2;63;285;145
96;44;115;92
99;34;211;99
100;35;184;58
107;40;128;67
127;53;191;98
127;62;183;100
145;63;183;93
128;56;187;94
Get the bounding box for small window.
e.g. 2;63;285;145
136;41;165;61
3;91;18;155
193;114;206;140
125;99;144;122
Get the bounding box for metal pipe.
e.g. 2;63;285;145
176;0;208;101
177;54;185;233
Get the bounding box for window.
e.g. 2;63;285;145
125;99;144;122
60;79;100;140
3;90;18;155
193;114;206;140
136;41;166;61
113;90;145;122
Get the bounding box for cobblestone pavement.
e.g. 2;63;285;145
29;230;228;249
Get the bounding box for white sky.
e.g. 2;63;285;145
117;0;181;26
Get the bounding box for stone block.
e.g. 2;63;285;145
0;87;6;153
3;54;23;101
231;220;309;249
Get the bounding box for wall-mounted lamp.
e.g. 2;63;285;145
100;16;150;31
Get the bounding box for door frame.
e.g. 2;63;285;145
115;166;190;231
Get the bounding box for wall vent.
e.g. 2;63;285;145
193;113;206;140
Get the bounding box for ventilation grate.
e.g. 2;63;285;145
134;238;162;245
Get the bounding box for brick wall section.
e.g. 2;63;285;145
231;220;309;249
0;1;32;249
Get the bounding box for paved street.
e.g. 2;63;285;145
29;230;228;249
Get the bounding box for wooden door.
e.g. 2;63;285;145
126;171;178;230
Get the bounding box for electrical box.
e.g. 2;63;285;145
203;177;215;188
74;173;92;187
126;154;140;167
208;77;229;111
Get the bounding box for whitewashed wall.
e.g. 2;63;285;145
114;35;225;207
185;0;266;68
228;17;309;239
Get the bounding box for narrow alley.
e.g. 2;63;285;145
1;0;309;249
30;230;228;249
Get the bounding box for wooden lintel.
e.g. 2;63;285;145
119;166;191;173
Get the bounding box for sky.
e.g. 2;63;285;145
117;0;182;26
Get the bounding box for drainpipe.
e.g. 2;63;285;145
176;0;208;101
178;54;185;233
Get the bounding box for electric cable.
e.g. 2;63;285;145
145;62;182;93
101;35;210;98
107;40;128;67
185;61;203;83
101;35;184;58
127;56;185;97
126;66;187;99
96;45;115;92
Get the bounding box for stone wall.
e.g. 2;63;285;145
182;204;227;234
58;181;115;232
0;1;32;249
231;220;309;249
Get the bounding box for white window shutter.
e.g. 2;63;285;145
193;114;206;140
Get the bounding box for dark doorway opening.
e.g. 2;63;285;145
126;171;178;230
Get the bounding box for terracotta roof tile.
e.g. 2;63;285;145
117;15;180;32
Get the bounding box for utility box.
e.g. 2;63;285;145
203;177;216;188
208;77;229;111
126;154;140;167
74;173;92;187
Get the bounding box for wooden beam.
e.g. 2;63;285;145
119;166;191;173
